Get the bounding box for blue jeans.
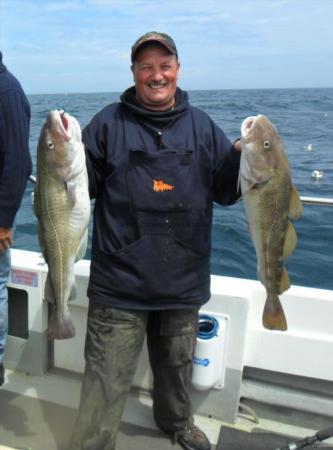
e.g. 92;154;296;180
0;248;10;364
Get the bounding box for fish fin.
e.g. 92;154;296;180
68;282;77;302
288;185;303;220
32;188;39;219
257;266;264;285
237;167;242;197
75;230;88;262
278;267;290;295
48;308;76;340
239;152;272;200
44;274;55;303
240;176;272;199
66;181;77;206
37;230;47;260
262;296;288;331
282;222;297;259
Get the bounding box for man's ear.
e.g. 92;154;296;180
177;61;180;80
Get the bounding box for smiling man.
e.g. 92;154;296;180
131;32;180;111
70;32;242;450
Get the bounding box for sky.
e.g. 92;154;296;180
1;0;333;94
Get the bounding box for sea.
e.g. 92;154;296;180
14;88;333;291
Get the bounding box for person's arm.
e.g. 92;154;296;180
210;122;241;205
82;115;107;199
0;89;32;233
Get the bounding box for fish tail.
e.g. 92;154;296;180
48;309;76;340
262;296;287;331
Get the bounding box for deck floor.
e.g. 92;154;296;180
1;369;333;450
0;388;182;450
0;369;217;450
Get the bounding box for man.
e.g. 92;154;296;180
70;32;241;450
0;51;32;386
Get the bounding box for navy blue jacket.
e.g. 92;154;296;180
0;52;32;228
83;87;240;310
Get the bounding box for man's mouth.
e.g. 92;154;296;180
148;81;167;89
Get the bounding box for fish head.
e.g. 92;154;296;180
241;114;282;156
38;110;83;179
240;114;289;185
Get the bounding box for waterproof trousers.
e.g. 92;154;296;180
0;249;10;364
70;303;199;450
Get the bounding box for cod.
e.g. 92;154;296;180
240;115;302;331
34;110;91;339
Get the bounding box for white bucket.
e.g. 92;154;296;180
191;313;228;391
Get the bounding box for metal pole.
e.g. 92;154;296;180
300;196;333;206
274;424;333;450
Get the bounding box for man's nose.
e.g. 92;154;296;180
151;68;164;80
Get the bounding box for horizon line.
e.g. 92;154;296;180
26;86;333;96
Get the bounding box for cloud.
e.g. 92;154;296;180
2;0;333;93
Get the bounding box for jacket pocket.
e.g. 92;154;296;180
93;234;210;302
126;148;196;213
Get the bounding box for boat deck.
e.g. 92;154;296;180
3;250;333;449
1;369;333;450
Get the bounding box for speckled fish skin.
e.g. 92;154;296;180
34;110;91;339
240;115;303;331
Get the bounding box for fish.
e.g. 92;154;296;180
33;110;91;339
239;114;303;331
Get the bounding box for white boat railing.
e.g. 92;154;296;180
300;196;333;206
29;175;333;207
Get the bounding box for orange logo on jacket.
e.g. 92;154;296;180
153;179;175;192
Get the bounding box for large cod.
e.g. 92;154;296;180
34;110;91;339
240;115;302;331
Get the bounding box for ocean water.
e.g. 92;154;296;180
14;88;333;291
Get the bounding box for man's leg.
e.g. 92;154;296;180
147;308;211;450
70;303;147;450
0;249;10;386
147;308;198;431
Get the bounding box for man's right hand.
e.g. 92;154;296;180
0;227;13;252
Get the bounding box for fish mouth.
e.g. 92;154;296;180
60;110;69;131
241;114;269;140
241;115;257;139
48;110;72;142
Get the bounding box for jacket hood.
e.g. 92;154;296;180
0;51;6;73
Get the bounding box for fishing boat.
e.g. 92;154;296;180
1;196;333;450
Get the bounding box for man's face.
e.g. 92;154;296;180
131;44;180;111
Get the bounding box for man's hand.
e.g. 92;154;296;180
0;227;13;252
233;138;242;152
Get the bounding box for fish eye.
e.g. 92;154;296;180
263;140;271;149
47;140;55;150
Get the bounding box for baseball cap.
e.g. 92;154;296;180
131;31;178;62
